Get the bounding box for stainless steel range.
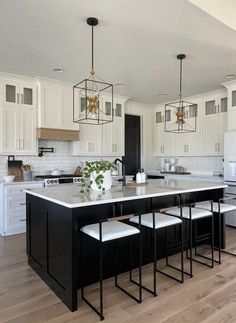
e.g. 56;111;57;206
35;174;83;186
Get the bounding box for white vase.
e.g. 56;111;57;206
90;170;112;191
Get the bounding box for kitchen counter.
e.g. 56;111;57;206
147;172;224;183
0;179;44;185
24;179;227;208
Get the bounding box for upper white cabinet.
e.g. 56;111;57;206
102;98;125;156
153;90;227;158
71;95;127;156
153;106;174;156
0;77;37;155
201;91;227;156
2;79;35;108
37;79;79;131
223;81;236;131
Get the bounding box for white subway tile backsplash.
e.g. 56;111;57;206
0;140;118;179
150;156;224;175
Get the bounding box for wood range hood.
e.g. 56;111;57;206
37;128;80;141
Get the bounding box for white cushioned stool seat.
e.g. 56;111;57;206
195;202;236;213
166;207;212;220
80;221;139;242
129;212;182;229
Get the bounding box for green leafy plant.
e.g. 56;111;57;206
80;160;116;193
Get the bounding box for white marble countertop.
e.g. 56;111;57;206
24;179;227;209
0;179;44;185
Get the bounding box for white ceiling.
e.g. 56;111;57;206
0;0;236;104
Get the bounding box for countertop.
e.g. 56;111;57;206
147;172;224;182
24;179;227;209
0;179;44;185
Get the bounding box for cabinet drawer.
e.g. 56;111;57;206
5;196;26;213
7;212;26;228
5;183;43;197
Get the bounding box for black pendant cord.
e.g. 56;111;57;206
91;25;94;71
179;58;182;97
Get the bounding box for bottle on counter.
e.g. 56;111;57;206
141;168;146;183
136;170;142;184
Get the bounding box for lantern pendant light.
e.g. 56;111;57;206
73;17;113;125
164;54;197;133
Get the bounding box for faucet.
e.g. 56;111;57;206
114;158;127;186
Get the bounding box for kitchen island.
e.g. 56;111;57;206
25;179;227;311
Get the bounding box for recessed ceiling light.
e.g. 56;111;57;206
53;68;65;73
224;74;236;79
157;93;168;96
114;83;125;87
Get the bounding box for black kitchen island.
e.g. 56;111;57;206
25;179;226;311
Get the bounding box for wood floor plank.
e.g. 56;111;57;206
0;227;236;323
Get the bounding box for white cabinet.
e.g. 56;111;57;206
71;95;127;156
153;106;174;156
0;182;44;236
0;77;37;155
201;92;227;156
37;79;79;131
71;123;103;156
102;99;125;156
2;79;35;107
223;81;236;131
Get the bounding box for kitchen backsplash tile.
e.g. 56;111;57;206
0;140;119;178
150;156;224;175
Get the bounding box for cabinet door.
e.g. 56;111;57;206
61;87;79;130
1;106;20;153
71;123;102;156
2;79;20;106
19;107;37;154
40;85;60;128
20;82;36;108
217;112;226;155
202;114;218;155
154;124;174;156
174;133;189;156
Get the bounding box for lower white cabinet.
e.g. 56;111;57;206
0;182;44;236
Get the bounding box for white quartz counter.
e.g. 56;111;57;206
24;179;227;209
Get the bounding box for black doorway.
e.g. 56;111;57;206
122;114;141;175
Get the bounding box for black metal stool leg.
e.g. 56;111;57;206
99;238;104;320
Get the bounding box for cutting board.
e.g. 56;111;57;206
8;156;23;180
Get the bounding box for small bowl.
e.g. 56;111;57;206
3;175;15;182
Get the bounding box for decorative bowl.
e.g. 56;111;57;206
3;175;15;182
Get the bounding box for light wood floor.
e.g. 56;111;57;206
1;228;236;323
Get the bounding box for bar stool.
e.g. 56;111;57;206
80;215;142;321
195;195;236;263
129;211;184;297
166;201;214;277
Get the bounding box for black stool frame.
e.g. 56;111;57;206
130;210;184;298
80;214;142;321
184;201;215;277
218;195;236;259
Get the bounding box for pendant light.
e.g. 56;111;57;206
73;17;113;125
164;54;197;133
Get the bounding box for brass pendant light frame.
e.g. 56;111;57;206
73;17;114;125
165;54;197;133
